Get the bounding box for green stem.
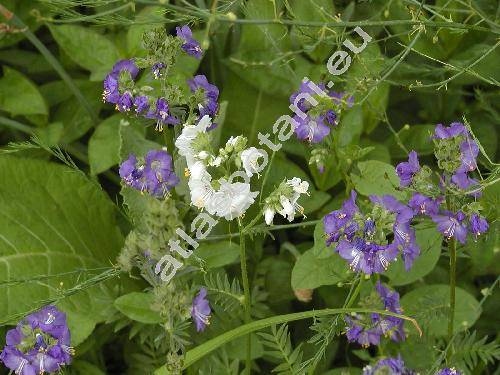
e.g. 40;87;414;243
447;237;457;359
153;308;421;374
239;224;252;374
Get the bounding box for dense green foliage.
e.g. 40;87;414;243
0;1;498;374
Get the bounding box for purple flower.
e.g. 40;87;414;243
134;95;150;114
433;122;467;139
396;150;420;187
393;221;420;270
323;191;359;245
144;150;179;196
111;59;139;79
432;211;468;244
408;193;442;216
436;368;462;375
102;74;119;104
289;81;322;112
187;75;219;122
146;98;180;130
324;109;337;126
119;154;145;191
152;62;166;79
293;114;331;143
345;316;382;347
337;238;399;275
117;92;133;112
451;172;481;198
176;25;202;59
469;213;488;239
191;288;211;332
363;355;414;375
0;306;73;375
373;282;405;341
457;139;479;173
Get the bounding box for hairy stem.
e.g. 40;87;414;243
447;237;457;359
239;225;252;374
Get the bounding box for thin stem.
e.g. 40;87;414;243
447;237;457;360
238;223;252;374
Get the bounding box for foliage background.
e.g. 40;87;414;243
0;0;498;374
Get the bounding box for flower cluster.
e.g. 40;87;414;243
0;306;74;375
102;25;212;131
176;116;259;220
263;178;310;225
289;81;353;144
191;288;211;332
395;122;489;244
436;368;462;375
119;149;179;197
362;355;414;375
323;191;420;274
345;282;405;347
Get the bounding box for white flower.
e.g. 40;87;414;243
277;195;297;222
197;151;209;160
188;169;216;213
175;115;212;166
213;179;258;220
264;207;275;225
241;147;267;177
209;156;223;167
287;177;309;195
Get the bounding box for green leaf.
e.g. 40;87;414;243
387;124;435;158
291;246;350;290
49;25;121;81
0;156;124;337
114;292;162;324
385;223;442;285
188;241;240;269
89;114;122;175
0;67;48;117
350;160;406;199
401;285;481;336
70;360;107;375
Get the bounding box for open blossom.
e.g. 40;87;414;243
450;172;481;198
175;115;213;166
240;147;267;177
212;179;258;220
176;25;202;59
433;122;467;139
408;193;441;216
119;150;179;197
191;288;211;332
323;190;359;245
102;59;139;104
396;150;420;187
363;355;414;375
263;178;309;225
0;306;74;375
432;210;468;244
337;238;399;275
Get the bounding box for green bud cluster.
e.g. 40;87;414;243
137;27;182;71
263;179;295;211
118;197;183;273
151;281;191;321
309;147;329;172
433;136;463;174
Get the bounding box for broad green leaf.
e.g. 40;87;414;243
188;241;240;269
49;25;121;81
89;114;122;175
65;309;97;347
385;223;442;285
338;106;363;147
401;285;481;336
0;156;124;340
291;247;350;290
350;160;406;199
52;82;102;143
0;67;48;117
0;50;52;74
114;292;162;324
